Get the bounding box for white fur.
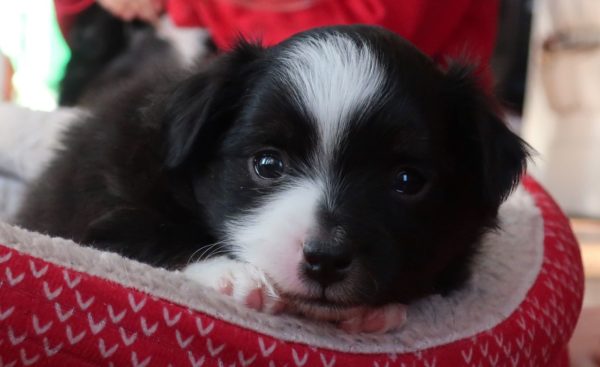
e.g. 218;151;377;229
184;256;281;312
226;34;388;296
279;34;387;158
226;178;324;296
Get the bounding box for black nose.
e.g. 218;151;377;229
302;241;353;287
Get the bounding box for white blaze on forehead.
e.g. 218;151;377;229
224;34;387;296
225;179;324;294
279;33;387;156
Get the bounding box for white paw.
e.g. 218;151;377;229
183;257;284;313
337;304;407;334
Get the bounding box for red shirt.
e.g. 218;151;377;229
54;0;95;40
167;0;498;67
55;0;498;78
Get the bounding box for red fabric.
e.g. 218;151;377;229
166;0;499;74
53;0;95;39
0;177;584;367
54;1;498;77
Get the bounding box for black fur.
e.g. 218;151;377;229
59;4;215;107
17;26;528;306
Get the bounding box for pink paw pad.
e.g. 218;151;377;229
217;278;233;296
244;288;264;310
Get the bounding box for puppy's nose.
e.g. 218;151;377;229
302;241;352;287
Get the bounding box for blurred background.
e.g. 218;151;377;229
0;1;70;110
0;0;599;315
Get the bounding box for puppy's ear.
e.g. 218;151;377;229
443;64;530;208
161;41;264;169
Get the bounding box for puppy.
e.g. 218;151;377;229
59;3;213;107
17;25;528;333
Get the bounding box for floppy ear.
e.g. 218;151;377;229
443;64;530;208
161;41;264;169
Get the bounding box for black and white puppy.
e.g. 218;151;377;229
17;25;528;333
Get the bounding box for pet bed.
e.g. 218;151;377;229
0;176;584;367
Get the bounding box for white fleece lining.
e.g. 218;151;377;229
0;103;81;182
0;185;543;354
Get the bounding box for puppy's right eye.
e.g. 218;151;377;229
253;151;285;179
393;169;427;196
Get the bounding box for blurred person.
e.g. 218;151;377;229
96;0;164;22
55;0;499;83
55;0;165;35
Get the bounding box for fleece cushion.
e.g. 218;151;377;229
0;176;584;367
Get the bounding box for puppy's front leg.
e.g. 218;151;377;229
183;257;285;313
184;258;406;333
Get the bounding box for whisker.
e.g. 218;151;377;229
365;270;380;294
186;248;205;265
186;240;227;264
201;248;231;259
197;244;226;262
196;244;231;261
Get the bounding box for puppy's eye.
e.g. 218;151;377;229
393;169;426;195
253;151;285;179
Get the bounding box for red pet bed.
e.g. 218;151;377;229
0;177;584;367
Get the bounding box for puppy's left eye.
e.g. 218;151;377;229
393;169;426;195
253;151;285;179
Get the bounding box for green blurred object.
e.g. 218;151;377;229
0;0;71;110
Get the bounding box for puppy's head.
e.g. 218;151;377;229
163;26;528;314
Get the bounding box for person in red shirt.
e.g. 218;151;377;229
55;0;164;34
55;0;499;81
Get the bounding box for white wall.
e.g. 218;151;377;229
523;0;600;217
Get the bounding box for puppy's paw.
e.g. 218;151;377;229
183;257;284;313
338;304;407;334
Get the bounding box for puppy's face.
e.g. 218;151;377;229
163;26;528;313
